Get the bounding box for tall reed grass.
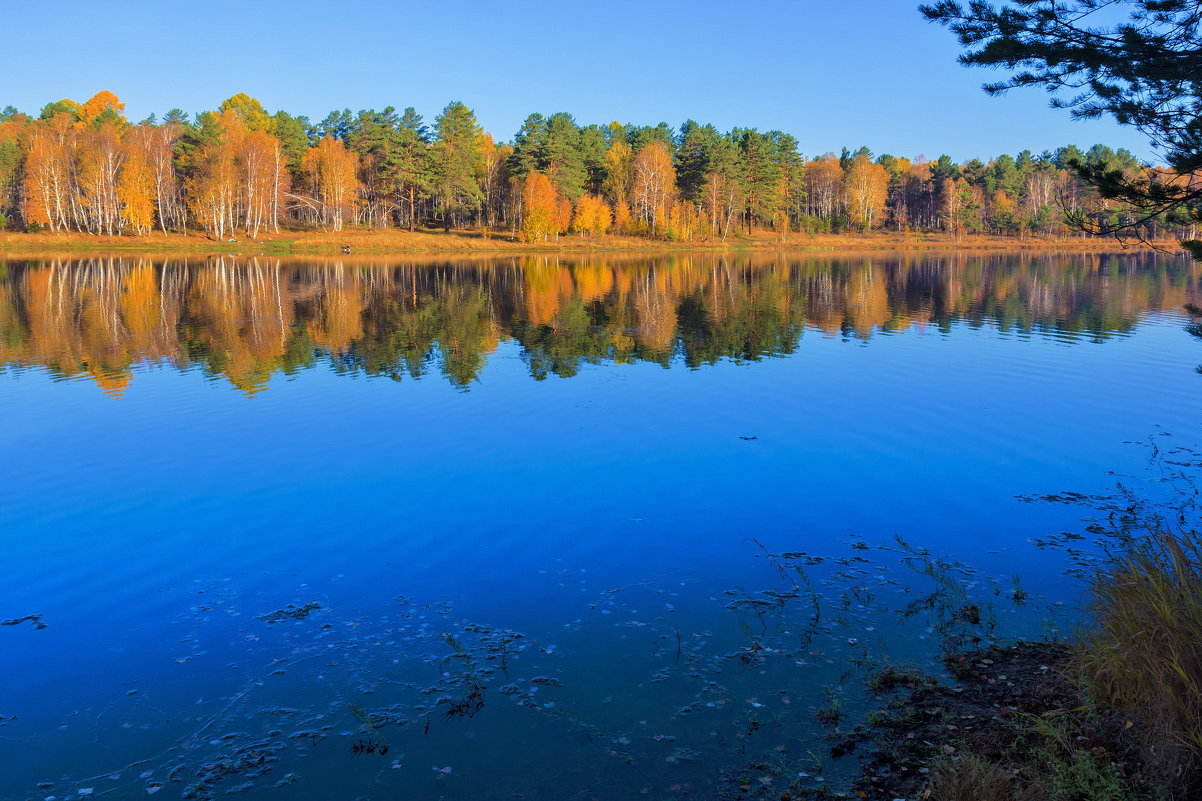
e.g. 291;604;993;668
1079;509;1202;797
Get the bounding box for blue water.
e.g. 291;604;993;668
0;251;1198;800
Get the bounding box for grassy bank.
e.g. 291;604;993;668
853;494;1202;801
0;228;1179;258
716;478;1202;801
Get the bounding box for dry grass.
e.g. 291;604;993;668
1079;514;1202;797
0;227;1178;258
926;753;1030;801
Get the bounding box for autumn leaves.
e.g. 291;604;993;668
0;92;1163;243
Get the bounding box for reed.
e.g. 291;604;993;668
1078;513;1202;797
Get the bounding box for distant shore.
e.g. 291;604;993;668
0;229;1180;258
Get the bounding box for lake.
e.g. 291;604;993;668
0;250;1198;800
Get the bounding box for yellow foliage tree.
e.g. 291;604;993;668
75;120;124;235
77;91;126;127
218;93;273;132
302;136;360;232
843;154;888;230
118;128;156;234
573;194;611;236
242;128;286;237
804;155;844;221
990;189;1016;232
603;136;633;209
521;172;558;242
633;141;676;237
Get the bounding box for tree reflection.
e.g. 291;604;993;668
0;252;1195;396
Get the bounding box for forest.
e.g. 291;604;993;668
0;91;1193;244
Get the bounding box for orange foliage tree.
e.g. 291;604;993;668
76;121;125;235
21;117;74;231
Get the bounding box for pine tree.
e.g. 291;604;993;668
431;101;483;231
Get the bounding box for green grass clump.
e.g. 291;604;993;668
1037;745;1134;801
1023;710;1138;801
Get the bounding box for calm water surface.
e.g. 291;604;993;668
0;251;1198;800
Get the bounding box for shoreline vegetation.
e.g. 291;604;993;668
760;476;1202;801
2;93;1195;255
0;229;1184;257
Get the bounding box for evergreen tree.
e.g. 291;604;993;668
314;109;353;143
384;107;433;232
272;111;311;174
676;121;722;204
922;0;1202;252
736;129;782;232
431;101;483;231
509;113;546;179
578;124;609;194
628;123;674;153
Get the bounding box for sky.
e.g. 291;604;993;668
4;0;1156;163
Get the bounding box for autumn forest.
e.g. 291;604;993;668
0;92;1192;246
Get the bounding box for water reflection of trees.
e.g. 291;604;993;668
0;252;1195;396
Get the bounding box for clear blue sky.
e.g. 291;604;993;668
5;0;1155;162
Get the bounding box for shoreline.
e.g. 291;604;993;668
724;641;1161;801
0;229;1181;258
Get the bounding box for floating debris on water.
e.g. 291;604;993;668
11;517;1099;801
2;614;46;629
257;603;322;623
349;738;389;756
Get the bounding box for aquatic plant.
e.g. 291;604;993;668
812;686;845;727
257;602;321;623
893;536;998;659
0;613;46;629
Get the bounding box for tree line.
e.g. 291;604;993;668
0;91;1193;243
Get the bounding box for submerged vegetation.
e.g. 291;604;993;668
3;432;1199;798
848;450;1202;801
